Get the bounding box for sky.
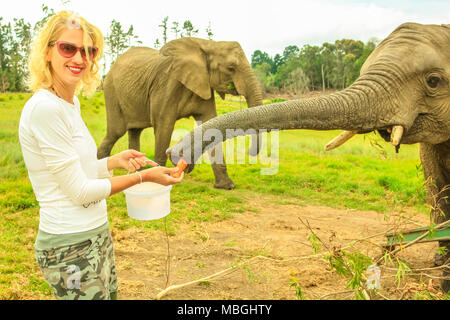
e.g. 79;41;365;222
2;0;450;60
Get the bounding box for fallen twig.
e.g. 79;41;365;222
344;227;396;247
156;264;236;300
318;290;354;300
155;255;271;300
375;291;391;300
382;263;449;273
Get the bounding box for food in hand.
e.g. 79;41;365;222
171;158;188;178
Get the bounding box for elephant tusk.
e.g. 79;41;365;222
390;125;404;146
325;131;358;151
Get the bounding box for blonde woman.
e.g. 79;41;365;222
18;11;183;300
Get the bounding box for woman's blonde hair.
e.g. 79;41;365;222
28;10;104;96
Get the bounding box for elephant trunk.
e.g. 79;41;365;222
239;57;264;156
242;73;263;108
167;74;405;168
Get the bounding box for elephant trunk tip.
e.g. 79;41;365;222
166;146;195;174
166;148;179;166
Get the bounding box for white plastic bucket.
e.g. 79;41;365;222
123;182;172;220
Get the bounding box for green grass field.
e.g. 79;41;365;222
0;91;427;299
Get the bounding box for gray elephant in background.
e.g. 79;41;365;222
167;23;450;292
98;37;263;189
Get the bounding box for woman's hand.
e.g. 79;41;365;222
108;149;158;172
107;161;184;197
140;166;184;186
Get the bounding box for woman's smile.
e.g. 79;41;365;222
67;65;84;74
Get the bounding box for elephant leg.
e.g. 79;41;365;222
194;113;235;190
209;148;235;190
98;87;127;159
419;142;450;292
128;128;144;151
153;122;176;166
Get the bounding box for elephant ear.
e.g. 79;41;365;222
160;38;212;100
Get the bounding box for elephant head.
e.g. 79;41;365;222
167;23;450;167
160;37;263;155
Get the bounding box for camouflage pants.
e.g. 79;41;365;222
35;228;118;300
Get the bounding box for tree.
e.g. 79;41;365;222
0;18;13;92
33;4;55;36
333;39;364;88
366;37;379;51
343;53;356;87
171;21;181;39
273;54;302;89
159;16;169;45
320;42;336;89
285;67;310;95
282;45;299;61
273;53;284;74
355;38;378;69
205;21;213;40
181;20;198;37
298;44;322;90
11;18;32;91
0;4;56;91
0;18;12;71
154;38;161;49
253;62;275;93
105;19;141;66
251;50;273;69
14;18;32;55
252;37;376;93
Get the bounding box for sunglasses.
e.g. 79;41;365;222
48;41;98;61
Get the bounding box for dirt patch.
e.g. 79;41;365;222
112;196;443;300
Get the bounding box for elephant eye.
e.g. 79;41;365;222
427;76;440;88
227;66;235;73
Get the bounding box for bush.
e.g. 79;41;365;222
285;67;310;96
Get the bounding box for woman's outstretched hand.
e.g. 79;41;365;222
107;154;183;196
108;149;159;172
140;166;184;186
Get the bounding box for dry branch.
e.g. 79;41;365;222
155;255;269;300
156;265;235;300
318;290;354;300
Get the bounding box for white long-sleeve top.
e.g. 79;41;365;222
19;89;112;234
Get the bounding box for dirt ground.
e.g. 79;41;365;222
112;195;444;300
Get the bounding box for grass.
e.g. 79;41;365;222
0;91;428;299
